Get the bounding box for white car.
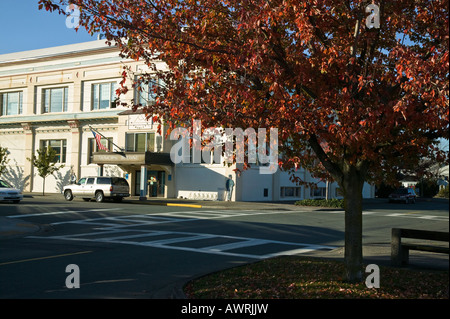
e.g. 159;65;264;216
0;180;23;203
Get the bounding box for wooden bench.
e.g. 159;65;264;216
391;228;449;266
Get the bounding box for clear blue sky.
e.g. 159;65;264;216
0;0;97;55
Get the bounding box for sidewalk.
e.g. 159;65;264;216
0;216;41;239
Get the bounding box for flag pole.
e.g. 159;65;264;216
89;125;124;152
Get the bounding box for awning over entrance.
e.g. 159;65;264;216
92;151;173;201
92;151;173;166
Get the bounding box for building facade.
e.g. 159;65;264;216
0;40;375;201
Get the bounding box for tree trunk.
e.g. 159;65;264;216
307;135;368;282
342;165;366;283
42;177;45;196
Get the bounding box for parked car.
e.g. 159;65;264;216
0;180;23;203
63;176;130;202
388;188;417;203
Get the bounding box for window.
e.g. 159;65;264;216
111;177;128;186
136;78;164;106
126;132;156;152
41;140;67;163
310;187;327;198
0;91;23;116
42;87;68;113
92;82;117;110
88;137;113;164
96;177;110;184
280;187;302;198
86;178;95;185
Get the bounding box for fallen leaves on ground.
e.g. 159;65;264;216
184;256;448;299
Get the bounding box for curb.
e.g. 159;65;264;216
0;216;41;239
22;192;308;211
125;199;203;208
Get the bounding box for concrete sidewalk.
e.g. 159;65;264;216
0;216;41;239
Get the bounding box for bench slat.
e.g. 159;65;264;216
395;228;449;242
402;243;449;254
391;228;450;266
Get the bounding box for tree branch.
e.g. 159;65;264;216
308;134;343;183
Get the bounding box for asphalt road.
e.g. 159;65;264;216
0;196;448;300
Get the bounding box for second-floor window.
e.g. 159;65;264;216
92;82;117;110
126;132;156;152
42;87;68;113
0;91;23;116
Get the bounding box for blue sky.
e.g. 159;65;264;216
0;0;97;55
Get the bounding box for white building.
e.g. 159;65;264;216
0;40;375;201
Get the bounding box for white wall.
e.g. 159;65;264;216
239;168;274;201
0;132;28;190
175;164;231;200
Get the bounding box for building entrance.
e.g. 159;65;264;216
135;170;165;197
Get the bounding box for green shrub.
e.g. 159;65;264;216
295;198;344;208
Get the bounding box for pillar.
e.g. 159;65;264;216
97;164;104;176
139;165;147;200
67;120;81;180
21;122;34;192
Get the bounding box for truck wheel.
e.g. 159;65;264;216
95;191;104;202
64;190;73;201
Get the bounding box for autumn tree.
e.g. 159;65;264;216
39;0;449;282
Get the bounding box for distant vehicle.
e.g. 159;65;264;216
388;188;417;204
0;180;23;203
63;176;130;202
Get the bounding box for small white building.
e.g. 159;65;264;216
0;40;375;201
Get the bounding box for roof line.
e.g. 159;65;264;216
0;40;120;65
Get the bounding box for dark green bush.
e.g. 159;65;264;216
295;198;344;208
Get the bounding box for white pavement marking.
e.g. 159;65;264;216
19;207;447;260
315;210;448;221
383;212;448;221
25;211;337;259
7;208;121;218
28;227;336;260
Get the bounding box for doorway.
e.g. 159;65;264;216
135;169;165;197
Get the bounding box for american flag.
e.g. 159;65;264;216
91;129;109;152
